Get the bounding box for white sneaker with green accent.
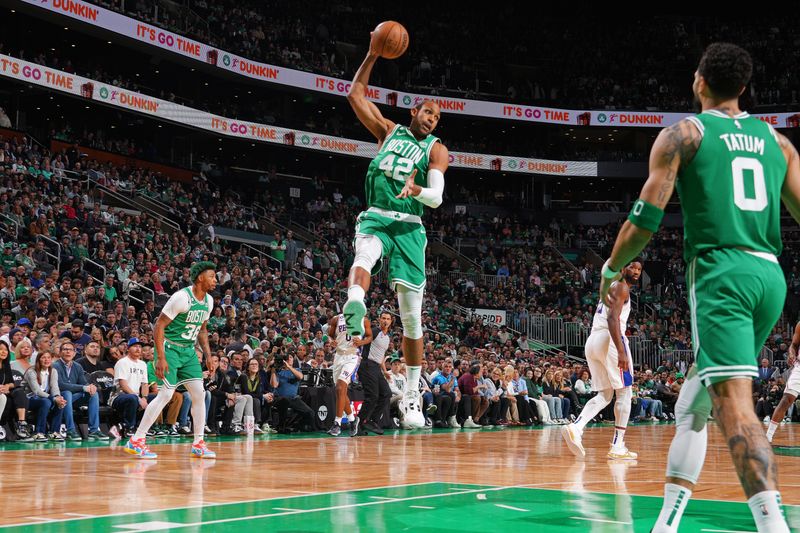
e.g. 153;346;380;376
343;299;367;337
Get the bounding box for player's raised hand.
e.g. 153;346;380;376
395;169;419;199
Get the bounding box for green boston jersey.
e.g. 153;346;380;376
365;124;439;217
163;287;213;344
676;110;787;262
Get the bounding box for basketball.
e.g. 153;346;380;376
370;21;409;59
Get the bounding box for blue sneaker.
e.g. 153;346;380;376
343;299;367;337
190;440;216;458
124;438;157;459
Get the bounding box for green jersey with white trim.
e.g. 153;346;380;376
676;110;787;262
162;287;213;344
364;124;439;216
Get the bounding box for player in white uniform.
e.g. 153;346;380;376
766;321;800;442
562;259;642;460
326;313;372;437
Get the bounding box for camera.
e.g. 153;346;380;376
272;352;288;369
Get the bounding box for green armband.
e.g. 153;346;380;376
628;199;664;232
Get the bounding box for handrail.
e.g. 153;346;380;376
432;237;481;271
125;280;155;306
36;234;61;274
0;213;20;239
81;257;107;287
241;243;283;273
89;177;181;233
546;245;581;275
293;267;321;288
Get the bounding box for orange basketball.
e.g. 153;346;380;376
370;21;409;60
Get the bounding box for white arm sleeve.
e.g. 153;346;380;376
413;168;444;208
161;290;190;320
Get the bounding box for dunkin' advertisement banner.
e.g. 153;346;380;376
22;0;800;128
0;54;597;176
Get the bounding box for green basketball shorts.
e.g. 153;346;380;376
687;248;786;386
155;340;203;388
354;208;427;292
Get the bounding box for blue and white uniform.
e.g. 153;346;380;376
585;282;633;390
333;314;361;384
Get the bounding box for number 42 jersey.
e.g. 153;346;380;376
677;110;787;262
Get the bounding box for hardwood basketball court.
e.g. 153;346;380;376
1;422;799;531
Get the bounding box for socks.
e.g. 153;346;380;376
406;366;421;394
347;412;356;422
748;491;790;533
347;285;365;304
652;483;692;533
334;416;342;425
766;420;779;441
612;427;626;448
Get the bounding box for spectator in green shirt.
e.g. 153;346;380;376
1;244;16;272
103;275;117;303
269;231;286;263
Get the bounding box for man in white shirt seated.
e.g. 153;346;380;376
109;338;149;438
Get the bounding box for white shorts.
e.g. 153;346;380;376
585;329;632;391
786;365;800;397
333;354;359;384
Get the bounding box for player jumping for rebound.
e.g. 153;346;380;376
124;262;217;459
562;259;642;460
766;321;800;443
342;35;448;429
327;313;372;437
598;43;797;533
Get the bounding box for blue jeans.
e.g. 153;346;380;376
28;396;63;433
204;390;211;424
62;390;101;433
421;391;433;414
178;391;192;427
560;397;571;419
112;394;140;429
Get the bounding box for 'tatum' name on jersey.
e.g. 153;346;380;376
383;138;424;165
719;133;765;155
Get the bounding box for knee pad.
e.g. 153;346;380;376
397;285;423;339
352;234;383;273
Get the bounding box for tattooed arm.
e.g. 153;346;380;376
603;119;701;279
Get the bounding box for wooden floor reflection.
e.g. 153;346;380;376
1;422;799;525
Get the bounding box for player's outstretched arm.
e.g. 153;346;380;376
779;132;800;224
396;143;449;207
347;52;395;142
600;119;701;303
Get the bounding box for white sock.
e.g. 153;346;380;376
185;381;206;445
334;416;342;425
652;483;692;533
766;420;779;441
612;427;626;448
748;491;790;533
347;412;356;422
133;387;175;441
406;366;421;395
347;284;365;304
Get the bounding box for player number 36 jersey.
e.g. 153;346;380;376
162;287;213;345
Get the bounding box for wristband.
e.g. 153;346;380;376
601;260;620;280
628;198;664;232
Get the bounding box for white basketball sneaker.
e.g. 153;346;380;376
607;445;638;460
399;390;425;429
561;423;585;458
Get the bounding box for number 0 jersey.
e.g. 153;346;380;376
364;124;439;217
161;287;213;345
677;111;787;262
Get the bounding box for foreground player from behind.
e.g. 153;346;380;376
327;313;372;437
598;43;796;533
562;260;641;460
343;36;448;430
125;262;217;459
766;321;800;443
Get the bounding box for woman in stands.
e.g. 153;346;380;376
542;367;566;423
90;327;105;349
553;369;576;421
0;339;32;441
237;358;269;434
526;367;553;425
502;365;521;425
23;350;66;441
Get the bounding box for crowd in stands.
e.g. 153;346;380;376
2;116;798;441
79;4;800;111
